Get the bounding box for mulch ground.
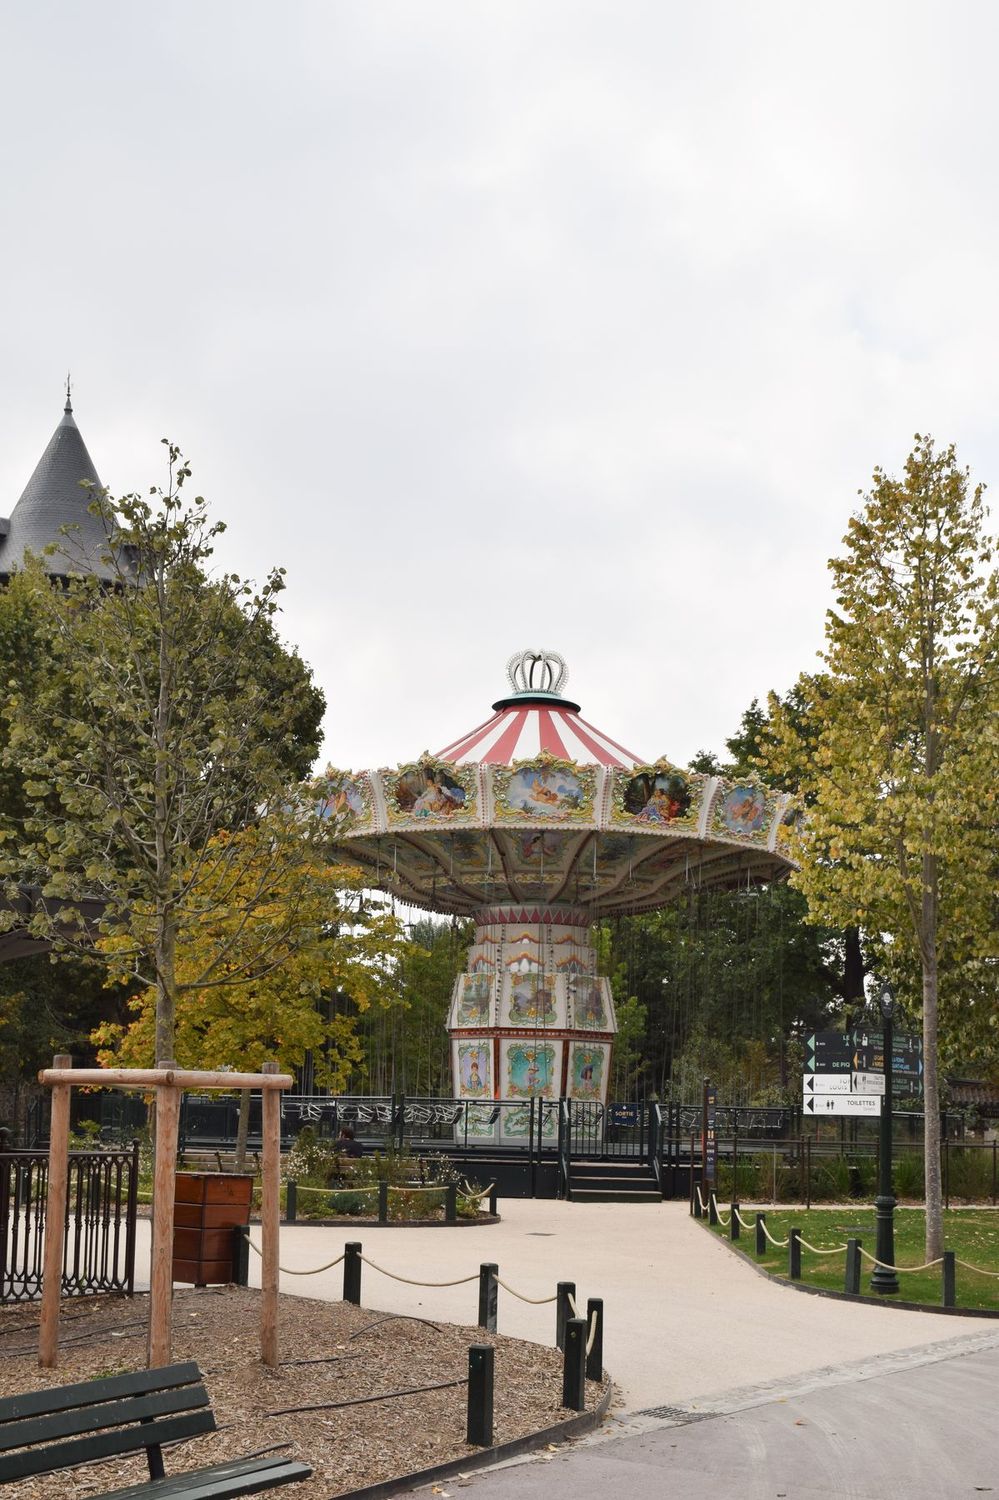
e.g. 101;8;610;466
0;1288;609;1497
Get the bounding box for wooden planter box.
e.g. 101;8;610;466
172;1172;254;1287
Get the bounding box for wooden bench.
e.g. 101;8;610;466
0;1361;311;1497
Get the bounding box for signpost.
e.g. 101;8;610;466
803;1074;851;1096
804;1033;854;1074
803;1093;881;1117
702;1079;717;1188
852;1071;886;1096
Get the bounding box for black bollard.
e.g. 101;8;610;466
845;1238;862;1295
730;1202;740;1241
585;1297;603;1382
489;1185;498;1216
556;1281;576;1351
378;1182;389;1224
708;1194;719;1225
562;1318;586;1411
285;1181;297;1225
231;1226;249;1287
467;1345;495;1446
789;1227;802;1280
446;1183;457;1225
942;1250;956;1308
478;1263;498;1332
755;1212;767;1256
692;1178;703;1218
343;1241;363;1305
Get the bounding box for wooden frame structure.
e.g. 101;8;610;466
37;1056;293;1371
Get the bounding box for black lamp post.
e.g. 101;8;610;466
871;983;899;1295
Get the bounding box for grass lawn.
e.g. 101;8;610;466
705;1206;999;1312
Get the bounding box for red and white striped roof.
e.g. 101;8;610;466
437;651;642;768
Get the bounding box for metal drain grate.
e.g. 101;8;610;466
638;1405;715;1424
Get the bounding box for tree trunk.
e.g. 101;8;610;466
843;925;865;1012
922;856;944;1261
234;1090;251;1173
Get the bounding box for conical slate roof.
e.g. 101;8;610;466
0;395;114;582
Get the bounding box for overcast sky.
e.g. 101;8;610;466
2;2;996;774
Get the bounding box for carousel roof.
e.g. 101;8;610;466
323;651;796;918
437;652;641;768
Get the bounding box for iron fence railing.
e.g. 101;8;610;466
0;1143;139;1304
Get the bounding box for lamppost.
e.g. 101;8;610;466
870;982;899;1295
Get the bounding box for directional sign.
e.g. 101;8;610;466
804;1093;882;1117
852;1071;886;1096
803;1074;852;1097
804;1032;854;1073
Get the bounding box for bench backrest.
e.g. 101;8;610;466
0;1361;215;1483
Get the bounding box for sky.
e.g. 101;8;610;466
2;2;997;775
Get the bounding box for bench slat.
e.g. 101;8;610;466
95;1455;313;1499
0;1384;212;1454
0;1408;216;1482
0;1363;203;1424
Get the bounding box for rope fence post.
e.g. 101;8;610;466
467;1345;494;1447
378;1182;389;1225
708;1193;719;1226
556;1281;576;1350
755;1212;766;1256
232;1226;250;1288
489;1185;498;1216
729;1202;740;1242
585;1297;603;1382
789;1227;802;1281
286;1181;297;1225
446;1184;457;1225
343;1242;363;1305
692;1178;703;1219
942;1250;956;1308
562;1318;586;1412
844;1238;861;1295
478;1263;498;1332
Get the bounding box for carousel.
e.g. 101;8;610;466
322;651;794;1145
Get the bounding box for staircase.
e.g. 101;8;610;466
568;1159;662;1203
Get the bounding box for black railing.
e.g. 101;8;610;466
0;1142;139;1304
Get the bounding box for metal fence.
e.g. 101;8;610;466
0;1143;139;1304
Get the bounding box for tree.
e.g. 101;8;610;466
766;437;998;1258
0;445;330;1068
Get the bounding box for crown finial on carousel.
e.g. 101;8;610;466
505;649;568;698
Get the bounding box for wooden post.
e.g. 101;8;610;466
260;1061;281;1367
38;1054;73;1369
148;1065;181;1368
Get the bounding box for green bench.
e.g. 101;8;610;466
0;1361;311;1497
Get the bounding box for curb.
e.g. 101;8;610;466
334;1376;614;1500
702;1221;999;1319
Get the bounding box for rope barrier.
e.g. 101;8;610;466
292;1183;379;1197
461;1180;496;1203
496;1277;558;1305
695;1186;708;1213
567;1292;578;1317
797;1237;849;1257
758;1219;790;1249
586;1308;598;1357
359;1255;478;1288
244;1236;346;1276
733;1208;756;1231
710;1195;730;1227
855;1248;944;1273
954;1259;999;1279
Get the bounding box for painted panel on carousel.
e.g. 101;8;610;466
500;1098;559;1142
568;1042;609;1103
465;1103;501;1140
454;973;494;1027
503;972;562;1028
611;763;700;833
711;781;777;843
569;977;614;1033
385;757;478;827
502;1039;562;1099
455;1040;493;1099
492;756;595;825
315;769;376;834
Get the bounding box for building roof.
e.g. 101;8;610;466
0;394;115;582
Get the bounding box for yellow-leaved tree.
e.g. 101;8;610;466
764;437;998;1260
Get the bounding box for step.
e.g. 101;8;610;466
569;1189;662;1204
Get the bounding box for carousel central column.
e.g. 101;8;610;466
448;904;617;1147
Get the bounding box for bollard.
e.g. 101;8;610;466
445;1183;457;1225
692;1178;703;1219
562;1318;586;1411
844;1238;862;1295
730;1202;740;1242
755;1212;766;1256
489;1185;498;1216
231;1226;249;1288
285;1181;297;1225
585;1297;603;1382
378;1182;389;1224
942;1250;956;1308
556;1281;576;1351
478;1263;498;1332
708;1194;719;1226
789;1228;802;1280
343;1242;363;1305
467;1345;495;1446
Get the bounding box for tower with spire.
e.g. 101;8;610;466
0;387;114;585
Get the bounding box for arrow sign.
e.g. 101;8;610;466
804;1093;882;1117
803;1074;852;1097
804;1032;854;1073
852;1071;886;1096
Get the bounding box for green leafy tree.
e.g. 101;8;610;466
0;445;328;1069
765;437;998;1258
